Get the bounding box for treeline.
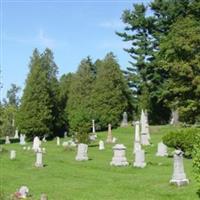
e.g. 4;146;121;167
0;50;133;140
117;0;200;124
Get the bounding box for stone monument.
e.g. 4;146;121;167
133;149;146;168
75;143;88;161
57;137;60;146
32;136;41;152
133;121;141;154
140;110;150;145
5;136;10;144
156;142;168;157
99;140;105;150
121;112;128;127
20;134;26;145
10;150;16;160
170;150;189;186
35;149;43;167
106;124;113;143
18;186;29;199
14;129;19;139
110;144;129;166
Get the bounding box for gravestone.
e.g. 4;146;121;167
110;144;128;166
99;140;105;150
32;136;41;152
133;121;141;154
121;112;128;127
5;136;10;144
112;137;117;143
64;131;67;138
92;119;96;133
57;137;60;146
75;143;88;161
20;134;26;145
140;110;150;145
170;150;189;186
170;110;179;125
14;129;19;139
42;136;47;142
156;142;168;157
35;149;43;167
18;186;29;199
106;124;113;143
10;150;16;160
40;194;48;200
133;149;146;168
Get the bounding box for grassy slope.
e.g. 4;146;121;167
0;125;198;200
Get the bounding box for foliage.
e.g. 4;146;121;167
92;53;132;129
67;57;95;143
16;49;55;138
162;128;200;158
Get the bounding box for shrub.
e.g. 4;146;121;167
162;128;200;158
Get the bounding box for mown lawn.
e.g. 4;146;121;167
0;125;198;200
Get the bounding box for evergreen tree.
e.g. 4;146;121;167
67;57;95;143
17;49;53;138
92;53;131;129
6;84;21;107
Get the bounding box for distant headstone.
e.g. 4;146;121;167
42;136;47;142
57;137;60;146
92;119;96;134
75;143;88;161
20;134;26;145
14;129;19;139
32;136;41;152
35;149;43;167
18;186;29;198
99;140;105;150
106;124;113;143
133;121;141;154
10;150;16;160
121;112;128;127
156;142;168;157
140;110;150;145
112;137;117;143
5;136;10;144
133;150;146;168
170;150;189;186
170;110;179;125
40;194;48;200
110;144;128;166
64;131;67;138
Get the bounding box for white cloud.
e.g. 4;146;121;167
99;20;124;29
37;29;55;48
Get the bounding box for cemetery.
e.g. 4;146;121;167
1;0;200;199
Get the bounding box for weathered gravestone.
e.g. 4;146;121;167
32;136;41;152
121;112;128;127
140;110;150;146
133;149;146;168
57;137;60;146
106;124;113;143
5;136;10;144
170;150;189;186
110;144;128;166
14;129;19;139
18;186;29;199
156;142;168;157
99;140;105;150
170;110;179;125
75;143;88;161
40;194;48;200
10;150;16;160
133;121;141;154
35;149;43;167
20;134;26;145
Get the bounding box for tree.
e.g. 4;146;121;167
92;53;131;129
67;57;95;143
6;84;21;107
157;16;200;123
17;49;54;138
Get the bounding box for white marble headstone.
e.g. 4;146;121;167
99;140;105;150
35;149;43;167
106;124;113;143
10;150;16;160
75;143;88;161
32;136;41;152
110;144;129;166
57;137;60;146
133;149;146;168
14;129;19;139
20;134;26;145
133;121;141;154
5;136;10;144
170;150;189;186
156;142;168;157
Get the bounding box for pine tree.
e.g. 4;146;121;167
67;57;95;143
17;49;53;138
92;53;131;129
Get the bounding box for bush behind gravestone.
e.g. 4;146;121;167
162;128;200;158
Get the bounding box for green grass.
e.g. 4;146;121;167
0;125;198;200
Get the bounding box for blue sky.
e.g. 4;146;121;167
1;0;150;99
